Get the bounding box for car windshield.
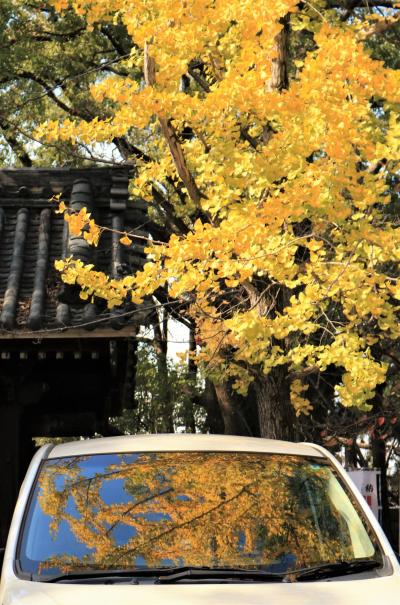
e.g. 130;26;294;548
19;451;380;578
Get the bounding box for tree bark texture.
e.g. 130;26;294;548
153;318;174;432
184;323;197;433
214;382;253;436
252;18;294;441
252;365;297;440
372;438;394;544
269;17;289;91
369;380;395;545
196;379;225;434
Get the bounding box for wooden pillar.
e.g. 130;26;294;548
0;370;36;548
0;401;21;547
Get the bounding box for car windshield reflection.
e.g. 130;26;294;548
18;451;380;578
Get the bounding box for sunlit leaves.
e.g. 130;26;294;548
46;0;400;413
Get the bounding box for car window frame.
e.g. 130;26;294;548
14;449;386;581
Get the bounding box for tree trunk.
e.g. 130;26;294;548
370;379;394;546
184;322;197;433
252;366;297;440
372;438;394;544
249;17;294;441
214;382;253;436
269;16;289;91
196;379;225;434
153;317;174;432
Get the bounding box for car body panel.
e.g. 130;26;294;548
1;435;399;605
2;574;400;605
46;434;325;458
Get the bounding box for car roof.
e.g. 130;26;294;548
47;433;325;459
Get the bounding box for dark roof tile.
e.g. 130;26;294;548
0;167;149;336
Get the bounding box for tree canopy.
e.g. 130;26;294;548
2;0;400;439
0;0;138;165
38;0;400;437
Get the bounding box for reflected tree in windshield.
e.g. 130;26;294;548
20;452;376;575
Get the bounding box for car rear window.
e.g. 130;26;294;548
18;451;381;578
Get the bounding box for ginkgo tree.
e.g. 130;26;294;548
38;0;400;439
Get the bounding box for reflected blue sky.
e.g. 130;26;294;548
100;478;132;505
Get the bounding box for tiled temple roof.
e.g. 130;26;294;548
0;167;149;336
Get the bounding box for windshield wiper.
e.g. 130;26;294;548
157;566;285;583
291;558;381;581
35;559;381;584
36;566;283;584
37;568;167;583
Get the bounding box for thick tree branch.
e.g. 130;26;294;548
0;27;86;49
188;66;211;92
16;70;94;120
0;119;32;166
112;136;152;162
100;25;131;56
327;0;398;8
288;366;320;382
153;287;192;328
268;16;289;92
239;126;258;150
158;117;204;206
143;43;204;207
151;186;191;235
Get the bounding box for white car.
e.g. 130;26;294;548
1;433;399;605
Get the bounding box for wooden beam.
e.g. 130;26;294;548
28;412;98;437
0;404;21;547
0;325;140;339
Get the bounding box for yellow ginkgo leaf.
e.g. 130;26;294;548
55;201;67;214
120;234;133;246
